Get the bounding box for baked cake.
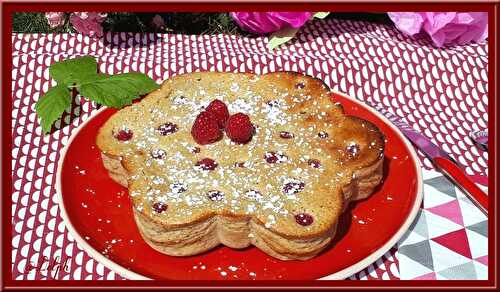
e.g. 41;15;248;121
96;72;384;260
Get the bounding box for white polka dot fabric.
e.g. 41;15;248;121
11;18;487;280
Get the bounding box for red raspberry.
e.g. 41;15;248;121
225;113;254;143
191;111;222;145
206;99;229;128
114;129;133;141
195;158;218;171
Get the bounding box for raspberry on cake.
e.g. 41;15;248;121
96;72;384;261
191;111;222;145
206;99;229;128
225;113;254;143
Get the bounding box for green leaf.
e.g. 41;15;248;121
36;55;159;136
312;12;330;19
34;84;72;134
267;12;331;51
76;72;110;84
49;56;98;85
79;73;159;108
267;27;300;51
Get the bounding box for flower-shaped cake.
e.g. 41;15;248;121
96;72;384;260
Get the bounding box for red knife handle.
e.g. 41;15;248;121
433;157;488;214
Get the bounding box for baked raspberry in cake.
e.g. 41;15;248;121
96;72;384;260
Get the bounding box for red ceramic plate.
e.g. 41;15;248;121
56;91;422;280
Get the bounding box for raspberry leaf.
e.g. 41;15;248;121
35;56;160;135
78;73;159;108
34;84;72;134
49;56;98;86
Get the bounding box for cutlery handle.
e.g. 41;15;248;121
434;157;488;214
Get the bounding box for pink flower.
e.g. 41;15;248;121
388;12;488;47
45;12;65;28
230;12;312;34
151;15;166;30
69;12;107;38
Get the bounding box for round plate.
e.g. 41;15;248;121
56;91;423;280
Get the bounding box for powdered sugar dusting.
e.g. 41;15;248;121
105;73;377;231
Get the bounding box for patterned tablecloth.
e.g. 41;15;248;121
11;18;488;281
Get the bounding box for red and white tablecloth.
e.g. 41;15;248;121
11;18;488;280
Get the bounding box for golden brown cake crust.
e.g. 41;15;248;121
96;71;384;260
